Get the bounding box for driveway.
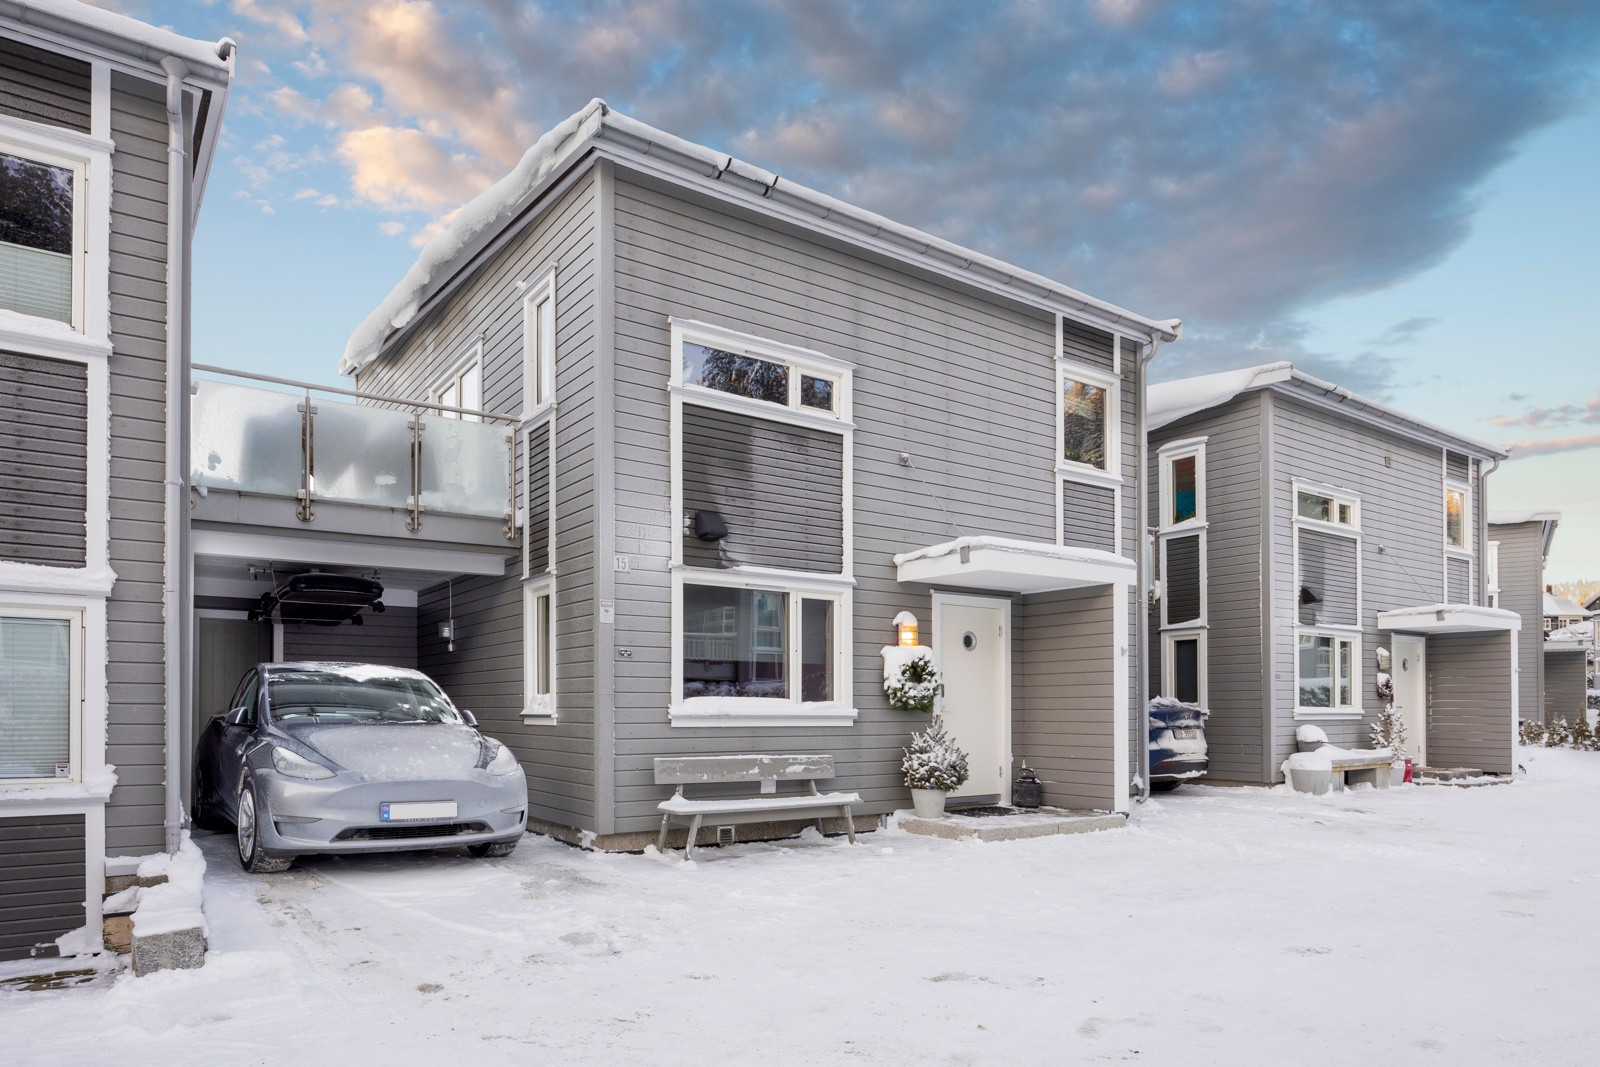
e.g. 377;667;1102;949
4;749;1599;1064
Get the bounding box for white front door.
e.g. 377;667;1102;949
1392;635;1427;766
934;595;1010;802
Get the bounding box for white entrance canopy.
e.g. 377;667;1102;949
1377;603;1521;635
893;536;1135;595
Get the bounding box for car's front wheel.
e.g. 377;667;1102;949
468;840;518;859
191;765;231;832
236;779;293;873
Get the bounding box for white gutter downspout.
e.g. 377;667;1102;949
1480;454;1501;605
1134;331;1174;803
160;55;189;855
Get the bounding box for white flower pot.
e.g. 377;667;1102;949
910;788;946;819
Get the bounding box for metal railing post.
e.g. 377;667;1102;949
296;389;316;522
504;429;518;542
407;414;424;533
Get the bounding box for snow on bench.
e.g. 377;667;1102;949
1291;725;1395;791
653;754;860;859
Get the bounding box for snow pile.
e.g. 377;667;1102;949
1295;724;1329;746
1148;363;1294;430
1282;750;1334;772
1488;509;1560;526
341;99;609;375
131;833;208;939
2;763;117;801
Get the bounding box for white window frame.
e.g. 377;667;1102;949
1294;630;1362;719
0;604;85;787
0;114;112;360
1158;438;1206;532
521;265;556;418
1294;479;1361;532
431;342;483;421
669;567;856;728
521;578;556;723
1055;359;1121;486
1443;480;1472;555
1162;629;1207;708
670;318;851;425
1486;540;1500;609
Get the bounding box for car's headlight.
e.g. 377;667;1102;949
272;746;336;780
485;741;520;776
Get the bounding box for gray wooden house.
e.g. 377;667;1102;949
0;3;232;961
253;99;1185;849
1146;363;1520;781
1486;511;1563;725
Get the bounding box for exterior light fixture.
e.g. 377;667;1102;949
893;611;918;648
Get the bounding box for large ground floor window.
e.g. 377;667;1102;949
1296;631;1360;715
0;608;81;782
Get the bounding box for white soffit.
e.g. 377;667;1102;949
894;536;1135;594
1376;604;1521;635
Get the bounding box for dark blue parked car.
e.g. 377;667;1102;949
1148;697;1208;790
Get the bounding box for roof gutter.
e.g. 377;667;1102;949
3;1;232;86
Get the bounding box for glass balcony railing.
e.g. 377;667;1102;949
189;366;515;528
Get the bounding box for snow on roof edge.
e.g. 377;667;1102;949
342;102;1181;377
1489;509;1561;526
12;0;233;73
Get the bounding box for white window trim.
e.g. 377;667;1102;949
1294;629;1363;719
669;317;852;422
1055;358;1121;482
0;113;112;352
521;264;557;419
1486;540;1500;609
1292;478;1361;532
1162;629;1208;708
431;341;484;419
1158;532;1207;630
668;567;857;728
521;578;557;723
1159;439;1206;533
1443;479;1472;556
0;600;97;791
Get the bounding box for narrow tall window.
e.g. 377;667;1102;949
1445;486;1467;550
524;585;554;718
0;149;78;325
523;272;556;412
1171;455;1196;525
434;355;482;421
1172;636;1200;704
1061;376;1109;470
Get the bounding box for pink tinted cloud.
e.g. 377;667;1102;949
1506;432;1600;457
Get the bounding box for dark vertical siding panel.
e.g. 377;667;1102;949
0;36;91;132
104;73;170;854
0;352;87;565
526;422;550;574
1446;556;1471;605
1297;530;1358;627
1164;534;1202;624
1061;481;1114;551
0;814;86;961
680;406;843;572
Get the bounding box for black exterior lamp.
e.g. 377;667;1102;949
693;509;729;541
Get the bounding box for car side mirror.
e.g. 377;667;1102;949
224;706;251;727
458;709;478;728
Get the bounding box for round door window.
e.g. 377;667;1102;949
962;631;977;651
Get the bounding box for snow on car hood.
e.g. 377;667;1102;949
282;722;488;780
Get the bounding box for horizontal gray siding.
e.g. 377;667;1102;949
0;814;86;961
1164;533;1201;625
0;35;90;133
1543;650;1587;725
1446;556;1471;606
280;606;417;669
1445;450;1469;483
359;173;600;829
681;405;843;572
1016;587;1116;810
1426;632;1514;774
527;422;551;574
1297;529;1357;627
0;351;87;566
1491;522;1545;721
609;172;1098;832
105;73;170;855
1148;394;1265;781
1061;480;1114;552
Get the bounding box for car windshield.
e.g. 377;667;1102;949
266;670;464;725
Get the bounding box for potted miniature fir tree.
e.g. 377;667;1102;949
902;714;970;818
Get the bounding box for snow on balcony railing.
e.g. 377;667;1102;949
189;365;517;531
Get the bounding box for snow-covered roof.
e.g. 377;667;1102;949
1149;361;1506;459
1488;509;1561;526
7;0;234;77
1543;592;1593;618
341;100;1181;376
892;535;1136;594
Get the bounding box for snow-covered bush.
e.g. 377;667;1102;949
1521;716;1600;751
884;648;943;713
1519;720;1547;747
1368;702;1408;759
902;714;969;792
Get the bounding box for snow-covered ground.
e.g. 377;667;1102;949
7;749;1600;1064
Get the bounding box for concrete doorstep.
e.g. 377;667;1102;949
896;806;1126;842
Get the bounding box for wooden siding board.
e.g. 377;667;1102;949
0;814;86;961
1426;632;1514;773
0;36;90;132
1543;650;1587;725
1;349;89;566
1491;523;1546;721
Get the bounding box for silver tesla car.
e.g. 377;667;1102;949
193;662;527;873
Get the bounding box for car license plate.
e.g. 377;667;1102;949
1172;728;1199;739
380;801;457;822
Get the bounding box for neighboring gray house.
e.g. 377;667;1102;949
182;99;1181;851
1146;363;1519;781
1486;511;1560;724
1540;585;1592;725
0;2;231;961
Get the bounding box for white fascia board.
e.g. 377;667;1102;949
895;537;1136;593
1377;603;1521;634
191;529;508;577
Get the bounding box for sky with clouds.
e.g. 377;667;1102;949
94;0;1600;579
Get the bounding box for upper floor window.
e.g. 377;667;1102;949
1059;363;1119;477
1159;442;1205;528
0;145;82;327
672;320;849;420
522;269;555;414
1297;487;1357;528
1444;484;1469;551
433;351;482;421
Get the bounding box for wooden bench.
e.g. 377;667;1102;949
1296;736;1393;790
654;755;860;859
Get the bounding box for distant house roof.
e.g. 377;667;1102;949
1488;509;1562;525
1148;362;1506;460
1543;592;1593;618
341;99;1181;376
